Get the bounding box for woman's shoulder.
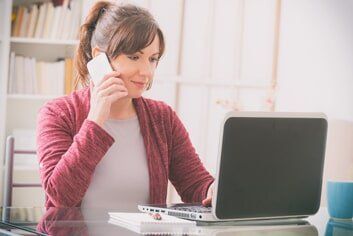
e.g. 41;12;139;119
137;96;175;117
135;97;180;129
39;87;90;118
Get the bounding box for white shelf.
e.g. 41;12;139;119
14;165;40;171
174;79;269;89
6;78;268;102
11;37;79;46
154;75;270;89
7;94;61;100
1;165;39;171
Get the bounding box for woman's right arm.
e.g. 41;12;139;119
37;71;127;207
37;104;114;207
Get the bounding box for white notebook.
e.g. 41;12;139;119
108;212;196;235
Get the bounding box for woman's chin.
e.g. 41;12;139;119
127;91;144;99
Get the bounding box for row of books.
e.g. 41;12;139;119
8;52;76;95
11;0;81;40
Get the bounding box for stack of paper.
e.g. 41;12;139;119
108;212;196;235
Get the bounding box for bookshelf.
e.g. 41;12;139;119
0;0;85;207
11;37;79;45
7;94;58;100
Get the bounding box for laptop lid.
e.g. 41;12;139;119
212;112;328;220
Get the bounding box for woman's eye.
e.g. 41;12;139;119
150;57;159;63
128;55;139;60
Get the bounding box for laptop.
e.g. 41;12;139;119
138;112;328;222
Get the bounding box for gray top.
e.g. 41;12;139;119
81;116;149;211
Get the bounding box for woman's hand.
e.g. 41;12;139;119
87;71;128;127
202;182;214;207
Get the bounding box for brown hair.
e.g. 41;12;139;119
74;1;165;88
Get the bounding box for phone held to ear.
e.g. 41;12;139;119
87;53;113;86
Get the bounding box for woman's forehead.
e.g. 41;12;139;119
139;35;160;55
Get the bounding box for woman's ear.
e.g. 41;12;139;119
91;46;101;58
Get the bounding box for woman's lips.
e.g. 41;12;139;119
131;81;146;89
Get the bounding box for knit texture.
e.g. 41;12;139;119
37;87;214;207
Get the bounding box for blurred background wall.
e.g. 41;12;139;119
276;0;353;205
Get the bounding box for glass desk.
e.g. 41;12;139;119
0;207;351;235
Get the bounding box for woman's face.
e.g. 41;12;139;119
109;35;160;98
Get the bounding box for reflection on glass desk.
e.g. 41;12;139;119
0;207;351;235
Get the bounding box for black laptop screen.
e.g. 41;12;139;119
215;116;327;219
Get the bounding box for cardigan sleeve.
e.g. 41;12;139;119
36;208;88;235
168;110;214;203
36;102;114;207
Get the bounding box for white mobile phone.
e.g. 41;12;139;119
87;52;113;86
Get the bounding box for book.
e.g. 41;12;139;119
68;0;80;40
19;7;30;37
50;5;62;39
42;2;54;38
56;60;65;95
24;57;32;94
30;57;37;94
56;0;70;39
13;6;24;37
27;5;39;38
11;6;19;36
34;2;48;38
108;212;196;235
36;62;43;93
64;58;74;94
8;52;15;93
61;4;72;40
15;55;24;93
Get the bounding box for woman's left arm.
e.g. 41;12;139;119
168;110;214;203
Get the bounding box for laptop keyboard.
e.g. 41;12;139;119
169;205;212;213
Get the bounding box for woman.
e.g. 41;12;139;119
37;1;214;209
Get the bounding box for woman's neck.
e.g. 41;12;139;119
109;97;136;120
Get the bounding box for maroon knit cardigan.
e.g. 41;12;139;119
36;87;214;208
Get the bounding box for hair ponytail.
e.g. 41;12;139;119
74;1;111;86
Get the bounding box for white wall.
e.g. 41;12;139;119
276;0;353;205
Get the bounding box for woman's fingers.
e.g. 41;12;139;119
99;76;125;90
202;197;212;207
98;84;128;98
202;183;214;207
108;90;129;103
87;71;126;128
95;71;121;87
